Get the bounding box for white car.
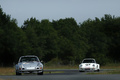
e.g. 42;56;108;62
79;58;100;72
15;55;43;75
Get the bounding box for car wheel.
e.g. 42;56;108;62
37;72;43;75
97;69;100;72
16;71;21;75
79;70;84;72
94;69;100;72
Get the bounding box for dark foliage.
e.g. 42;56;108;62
0;7;120;66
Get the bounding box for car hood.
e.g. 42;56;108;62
21;61;39;67
81;63;95;65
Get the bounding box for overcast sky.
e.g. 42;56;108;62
1;0;120;26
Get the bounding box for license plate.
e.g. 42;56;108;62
27;67;35;69
85;68;90;70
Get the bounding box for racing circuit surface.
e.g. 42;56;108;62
0;69;120;80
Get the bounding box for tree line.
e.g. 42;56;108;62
0;7;120;66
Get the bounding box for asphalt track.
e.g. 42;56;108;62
0;69;120;80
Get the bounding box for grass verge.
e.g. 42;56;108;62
0;67;15;75
101;63;120;69
44;65;78;69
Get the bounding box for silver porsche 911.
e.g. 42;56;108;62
15;55;43;75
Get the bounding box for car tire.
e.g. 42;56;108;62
79;70;84;72
16;71;21;75
97;69;100;72
37;72;43;75
94;69;100;72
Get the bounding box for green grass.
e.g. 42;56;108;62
0;67;15;75
44;65;78;69
101;63;120;69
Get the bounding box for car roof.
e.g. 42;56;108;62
83;58;95;60
21;55;37;57
18;55;40;62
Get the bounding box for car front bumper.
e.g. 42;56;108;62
79;68;96;71
19;69;43;73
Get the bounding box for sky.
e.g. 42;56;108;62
0;0;120;27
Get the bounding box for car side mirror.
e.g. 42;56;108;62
40;60;43;63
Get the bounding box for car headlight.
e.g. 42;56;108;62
37;63;43;69
19;65;25;70
79;64;82;67
37;63;42;66
18;65;22;70
92;64;95;67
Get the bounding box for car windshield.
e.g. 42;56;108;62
82;60;95;63
20;57;38;62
